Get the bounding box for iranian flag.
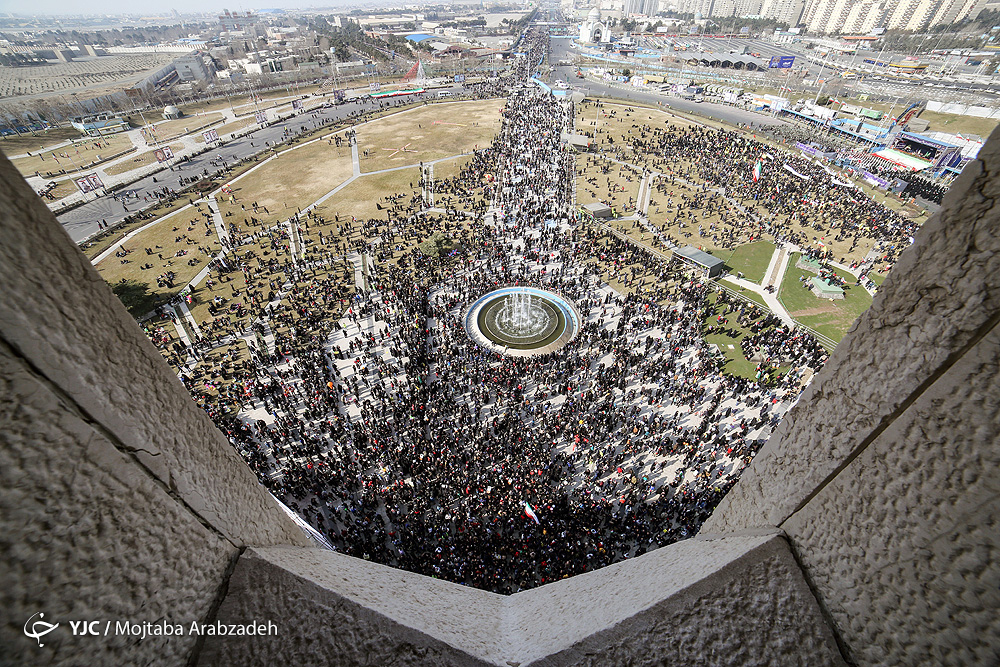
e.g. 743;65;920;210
524;502;540;525
752;160;762;183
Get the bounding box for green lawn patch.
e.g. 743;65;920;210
725;241;775;284
702;292;775;380
719;279;768;308
778;252;874;343
867;271;887;286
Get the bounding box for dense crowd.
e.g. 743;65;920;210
581;106;920;275
138;30;889;595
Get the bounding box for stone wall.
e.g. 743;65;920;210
197;533;844;667
0;153;310;667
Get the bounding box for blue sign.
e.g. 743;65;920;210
454;74;466;83
769;55;796;68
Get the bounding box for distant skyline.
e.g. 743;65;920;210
0;0;352;17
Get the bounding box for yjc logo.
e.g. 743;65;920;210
23;613;59;647
68;620;102;636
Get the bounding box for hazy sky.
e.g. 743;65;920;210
0;0;333;17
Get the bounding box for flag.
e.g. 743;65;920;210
524;502;540;525
752;160;762;183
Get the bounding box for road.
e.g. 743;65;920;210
548;39;791;129
57;88;459;243
58;31;800;244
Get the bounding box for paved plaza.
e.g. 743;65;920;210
76;26;927;594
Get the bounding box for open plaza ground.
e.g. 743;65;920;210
88;91;924;356
78;24;935;592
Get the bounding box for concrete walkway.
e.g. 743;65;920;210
177;299;202;338
763;246;787;288
719;275;795;327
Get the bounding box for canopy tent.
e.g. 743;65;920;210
872;148;932;172
675;246;726;278
811;277;845;300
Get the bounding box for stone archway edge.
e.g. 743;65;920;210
195;531;844;666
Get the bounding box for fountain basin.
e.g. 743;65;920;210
464;287;581;357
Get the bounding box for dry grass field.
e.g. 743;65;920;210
0;127;82;156
575;155;642;212
430;155;473;181
143;113;224;140
576;101;912;266
39;180;80;201
214;139;355;223
95;95;499;335
315;169;420;223
94;203;221;300
355;99;502;173
10;133;133;178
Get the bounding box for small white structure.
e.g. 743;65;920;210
162;105;182;120
579;7;612;44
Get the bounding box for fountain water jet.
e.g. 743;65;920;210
499;290;537;335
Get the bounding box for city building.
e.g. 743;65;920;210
173;52;214;82
579;7;612;43
624;0;661;16
800;0;988;32
219;8;257;32
69;113;130;136
758;0;806;26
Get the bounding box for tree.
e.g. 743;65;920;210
112;279;157;318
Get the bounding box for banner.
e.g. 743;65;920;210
292;99;302;110
454;74;466;83
255;111;267;125
369;82;381;92
783;163;810;180
795;142;836;159
768;55;795;69
862;171;889;188
154;146;174;163
75;173;104;193
203;129;219;143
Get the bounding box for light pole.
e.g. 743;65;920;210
814;54;828;104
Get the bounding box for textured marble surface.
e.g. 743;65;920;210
782;324;1000;667
198;534;845;667
0;155;309;549
196;547;503;667
0;343;237;667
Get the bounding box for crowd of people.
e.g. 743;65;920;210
577;104;920;276
132;29;929;595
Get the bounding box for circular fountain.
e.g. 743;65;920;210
464;287;581;356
